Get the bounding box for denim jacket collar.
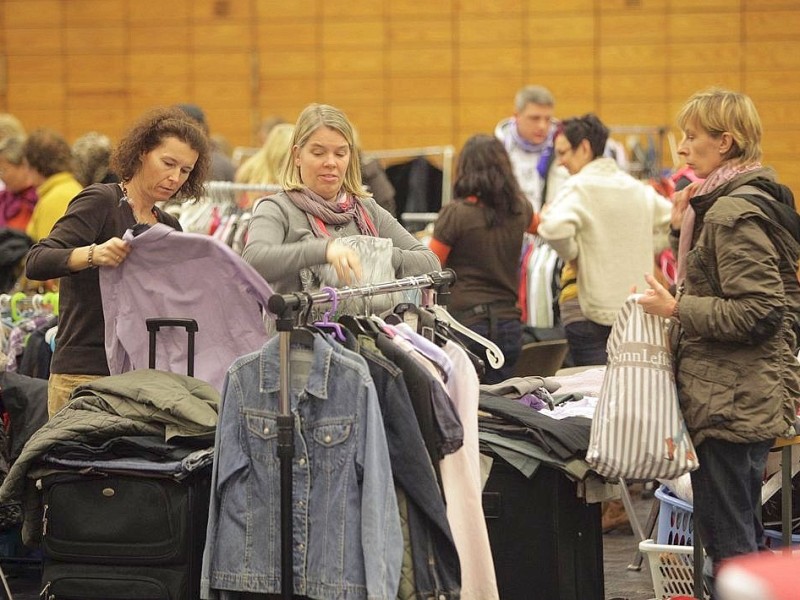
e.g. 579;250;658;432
259;335;333;399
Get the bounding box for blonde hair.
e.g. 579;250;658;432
280;103;367;197
676;88;762;164
236;123;294;185
0;114;25;141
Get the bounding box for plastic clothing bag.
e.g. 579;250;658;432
586;294;699;480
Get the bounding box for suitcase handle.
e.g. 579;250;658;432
146;318;199;375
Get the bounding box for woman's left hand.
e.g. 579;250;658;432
326;239;363;285
636;273;677;319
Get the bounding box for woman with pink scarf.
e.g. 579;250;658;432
638;88;800;595
242;103;439;299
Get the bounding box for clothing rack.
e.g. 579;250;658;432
203;180;282;195
265;269;456;599
363;145;456;225
608;124;678;177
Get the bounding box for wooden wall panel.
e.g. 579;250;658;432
5;29;63;56
388;20;452;45
128;0;191;22
2;0;64;28
598;13;668;44
458;17;524;46
129;27;191;52
459;0;524;15
525;15;595;44
65;0;125;25
0;1;799;198
668;13;741;42
599;45;668;72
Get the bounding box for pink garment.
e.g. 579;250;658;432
440;341;499;600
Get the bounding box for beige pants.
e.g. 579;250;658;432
48;373;102;418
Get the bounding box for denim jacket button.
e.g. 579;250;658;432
324;434;332;443
298;458;306;466
263;426;270;434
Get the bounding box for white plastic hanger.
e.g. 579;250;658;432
427;305;505;369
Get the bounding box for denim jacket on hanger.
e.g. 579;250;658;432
200;333;402;600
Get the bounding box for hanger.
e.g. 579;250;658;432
288;292;316;348
427;304;505;369
314;287;346;342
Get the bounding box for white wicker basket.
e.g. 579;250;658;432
639;539;710;600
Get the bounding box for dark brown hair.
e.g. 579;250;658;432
111;106;211;199
453;134;526;226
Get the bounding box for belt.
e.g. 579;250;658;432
451;302;515;321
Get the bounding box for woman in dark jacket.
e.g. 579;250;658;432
638;88;800;593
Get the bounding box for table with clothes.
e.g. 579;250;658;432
476;369;614;600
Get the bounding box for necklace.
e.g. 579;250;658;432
120;182;158;225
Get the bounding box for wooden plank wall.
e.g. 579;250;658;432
1;0;798;198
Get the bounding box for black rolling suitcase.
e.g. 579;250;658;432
482;453;604;600
38;319;213;600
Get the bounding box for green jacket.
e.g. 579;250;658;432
672;170;800;446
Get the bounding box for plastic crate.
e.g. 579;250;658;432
639;539;710;600
655;485;694;546
763;528;800;548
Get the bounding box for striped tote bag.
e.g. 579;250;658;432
586;295;699;480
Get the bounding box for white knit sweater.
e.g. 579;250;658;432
538;158;672;325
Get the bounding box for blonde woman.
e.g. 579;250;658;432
639;88;800;591
235;123;294;208
242;103;439;294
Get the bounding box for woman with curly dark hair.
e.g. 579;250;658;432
430;134;538;382
26;106;210;416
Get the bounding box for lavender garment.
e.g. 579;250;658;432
517;393;548;411
100;223;274;392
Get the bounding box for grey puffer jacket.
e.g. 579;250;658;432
672;169;800;446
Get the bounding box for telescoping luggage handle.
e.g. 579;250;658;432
145;318;199;376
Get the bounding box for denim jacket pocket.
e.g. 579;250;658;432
245;413;279;465
309;420;353;473
678;358;738;430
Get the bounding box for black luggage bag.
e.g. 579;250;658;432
482;453;604;600
38;318;213;600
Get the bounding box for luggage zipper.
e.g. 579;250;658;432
40;580;51;599
42;503;48;536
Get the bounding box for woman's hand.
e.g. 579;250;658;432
326;239;363;285
73;237;131;270
671;182;697;231
636;273;677;319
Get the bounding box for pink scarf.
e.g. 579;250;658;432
676;161;762;285
286;187;378;238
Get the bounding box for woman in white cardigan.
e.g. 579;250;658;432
538;113;672;365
